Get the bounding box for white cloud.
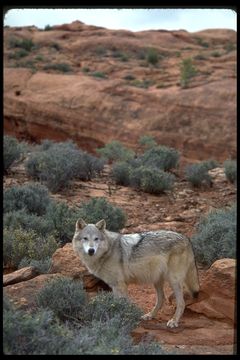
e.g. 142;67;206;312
3;8;236;32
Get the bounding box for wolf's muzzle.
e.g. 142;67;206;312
88;248;95;256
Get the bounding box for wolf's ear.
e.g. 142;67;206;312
76;218;87;230
96;219;106;231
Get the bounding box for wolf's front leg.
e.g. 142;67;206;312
141;282;164;320
112;282;128;298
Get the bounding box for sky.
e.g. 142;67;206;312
4;8;236;33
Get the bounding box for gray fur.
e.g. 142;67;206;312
72;219;200;328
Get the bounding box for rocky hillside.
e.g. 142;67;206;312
4;21;236;161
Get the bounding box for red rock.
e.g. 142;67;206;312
49;243;111;292
3;25;236;161
188;258;236;323
3;273;60;309
3;266;40;286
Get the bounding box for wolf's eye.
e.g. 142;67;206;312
94;237;99;241
83;237;88;241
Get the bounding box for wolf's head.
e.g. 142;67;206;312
72;218;109;258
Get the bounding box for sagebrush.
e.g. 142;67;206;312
3;183;50;215
139;145;179;171
110;144;178;194
191;204;236;266
18;257;52;274
25;140;104;192
3;228;57;268
37;277;88;320
130;166;175;194
79;197;127;231
96;140;135;162
224;160;236;184
4;135;24;172
3;292;166;355
185;163;212;187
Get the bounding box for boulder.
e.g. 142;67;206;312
3;266;40;286
3;273;60;309
188;258;236;323
49;243;111;292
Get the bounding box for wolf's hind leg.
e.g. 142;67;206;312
141;282;164;320
167;281;185;328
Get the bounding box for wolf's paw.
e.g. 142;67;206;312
167;318;178;328
141;312;154;320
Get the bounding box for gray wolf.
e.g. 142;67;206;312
72;219;199;328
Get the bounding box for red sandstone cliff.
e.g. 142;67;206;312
4;22;236;161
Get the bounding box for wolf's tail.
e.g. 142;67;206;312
185;259;200;298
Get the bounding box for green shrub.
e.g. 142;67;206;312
8;37;34;51
130;79;153;88
37;139;56;151
74;152;104;181
224;42;236;53
140;145;180;171
224;160;237;183
45;201;80;245
49;42;61;51
180;57;197;88
37;277;88;320
3;183;50;215
130;166;175;194
211;51;221;57
4;200;81;246
25;141;104;192
44;24;53;31
96;140;135;163
18;257;52;274
8;49;29;59
83;292;142;329
24;152;44;180
138;135;157;149
73;317;135;354
4;298;165;355
4;283;167;355
128;338;167;355
201;159;219;171
79;197;127;231
194;53;207;61
3;304;79;355
146;48;159;66
111;161;131;186
72;316;166;354
195;37;209;48
82;66;90;73
91;71;107;79
43;63;71;72
94;46;107;56
119;53;129;62
3;209;54;237
191;204;236;267
110;145;178;194
4;135;23;172
3;228;57;268
185;163;212;187
124;74;136;81
35;54;45;62
4;298;166;355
